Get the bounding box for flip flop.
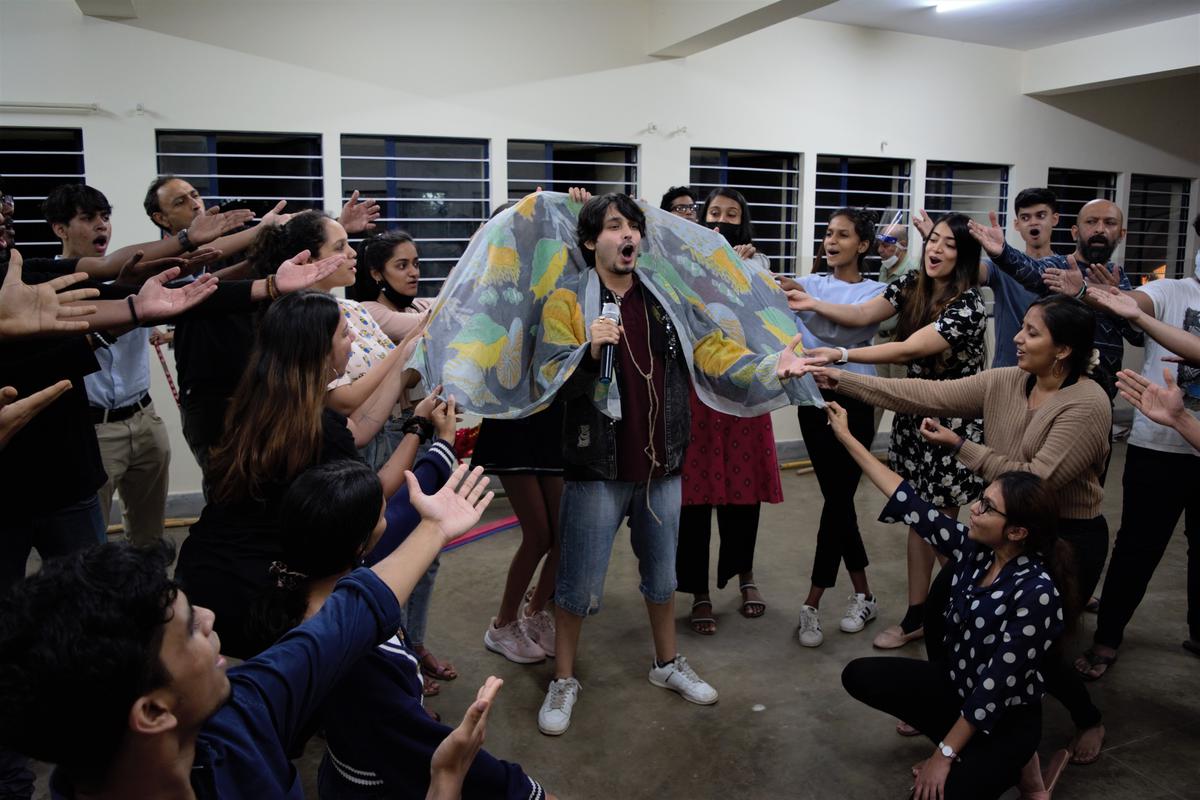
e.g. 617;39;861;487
739;583;766;619
1043;748;1070;791
418;651;458;682
1069;726;1105;766
421;675;441;697
1075;648;1117;682
690;600;717;635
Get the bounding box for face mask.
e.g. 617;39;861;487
710;221;748;246
379;280;415;310
881;254;899;271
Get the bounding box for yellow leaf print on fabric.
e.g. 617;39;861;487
531;239;569;300
756;307;797;346
541;288;585;347
693;329;747;378
480;244;520;287
447;314;509;369
705;246;751;294
514;193;539;220
705;303;747;347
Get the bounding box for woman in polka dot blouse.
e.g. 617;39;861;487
825;402;1072;800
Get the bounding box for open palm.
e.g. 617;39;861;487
405;463;493;543
0;251;98;338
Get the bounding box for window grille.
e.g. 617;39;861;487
813;155;912;277
0;126;85;259
925;160;1009;226
506;140;637;201
1126;174;1193;282
1045;167;1117;255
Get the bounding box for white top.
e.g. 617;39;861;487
1128;275;1200;455
795;273;887;377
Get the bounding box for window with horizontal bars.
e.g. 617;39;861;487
813;155;911;277
925;161;1009;226
155;130;323;220
0;127;85;259
507;140;637;202
1126;174;1193;283
1045;167;1117;255
341;135;489;295
690;148;800;273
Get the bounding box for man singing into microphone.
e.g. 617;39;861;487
534;194;719;736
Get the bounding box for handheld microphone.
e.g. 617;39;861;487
599;301;621;385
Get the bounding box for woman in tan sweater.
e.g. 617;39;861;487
782;294;1111;767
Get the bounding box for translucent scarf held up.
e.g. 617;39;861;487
410;192;823;420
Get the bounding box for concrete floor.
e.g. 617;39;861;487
30;441;1200;799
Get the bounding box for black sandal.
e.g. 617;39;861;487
1076;647;1118;681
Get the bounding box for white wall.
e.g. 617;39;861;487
2;0;1197;496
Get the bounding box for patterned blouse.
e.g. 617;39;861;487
882;271;987;380
328;297;396;390
878;480;1064;734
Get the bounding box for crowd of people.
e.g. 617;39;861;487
0;170;1196;800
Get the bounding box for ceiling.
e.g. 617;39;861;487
804;0;1200;50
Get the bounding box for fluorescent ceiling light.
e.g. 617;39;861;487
934;0;989;11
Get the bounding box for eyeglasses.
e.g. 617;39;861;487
974;496;1007;518
670;203;700;215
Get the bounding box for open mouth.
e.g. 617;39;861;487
93;235;109;251
620;243;636;260
1028;228;1040;238
928;255;943;269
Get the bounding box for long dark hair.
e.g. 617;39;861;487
350;229;417;303
895;213;981;344
699;187;754;246
248;210;332;277
208;291;341;503
994;471;1080;632
246;460;383;651
1026;295;1096;381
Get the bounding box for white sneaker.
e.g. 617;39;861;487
648;655;718;705
484;617;546;664
840;593;878;633
522;607;556;657
538;677;581;735
798;605;823;647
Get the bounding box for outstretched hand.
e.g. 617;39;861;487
966;211;1005;258
912;208;933;241
1044;261;1084;297
340;189;381;234
404;463;494;544
918;417;960;448
189;206;255;245
427;676;503;800
0;380;73;449
275;250;345;293
133;269;219;323
1117;368;1188;428
785;287;816;312
0;251;98;339
825;401;851;442
1086;285;1140;320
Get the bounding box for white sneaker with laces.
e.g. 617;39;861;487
538;677;581;735
798;605;823;647
484;617;546;664
840;592;878;633
648;655;718;705
522;607;556;657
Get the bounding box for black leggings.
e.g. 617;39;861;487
796;392;875;588
842;657;1041;800
675;503;761;593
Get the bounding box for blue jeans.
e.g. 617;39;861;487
0;494;105;593
556;477;681;616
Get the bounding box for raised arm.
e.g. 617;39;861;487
73;207;254;280
799;320;953;367
0;252;98;339
1118;367;1200;449
796;363;989;418
825;402;902;497
1089;286;1198;363
967;212;1053;296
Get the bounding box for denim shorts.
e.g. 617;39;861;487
555;476;681;615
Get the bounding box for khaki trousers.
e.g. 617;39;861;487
95;402;171;545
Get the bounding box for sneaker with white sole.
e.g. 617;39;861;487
538;677;581;735
839;592;878;633
648;655;718;705
484;617;546;664
798;605;823;647
522;607;556;657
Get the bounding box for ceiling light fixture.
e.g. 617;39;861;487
933;0;989;12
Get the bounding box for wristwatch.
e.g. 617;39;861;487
835;346;850;365
177;227;198;252
937;741;957;760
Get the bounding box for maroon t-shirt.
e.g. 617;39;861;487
612;278;668;481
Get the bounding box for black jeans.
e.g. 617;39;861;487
1059;515;1109;608
842;657;1041;800
675;503;760;593
1096;444;1200;649
796;392;875;588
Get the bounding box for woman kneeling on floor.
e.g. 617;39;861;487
817;401;1074;800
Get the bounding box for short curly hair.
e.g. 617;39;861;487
0;542;179;785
